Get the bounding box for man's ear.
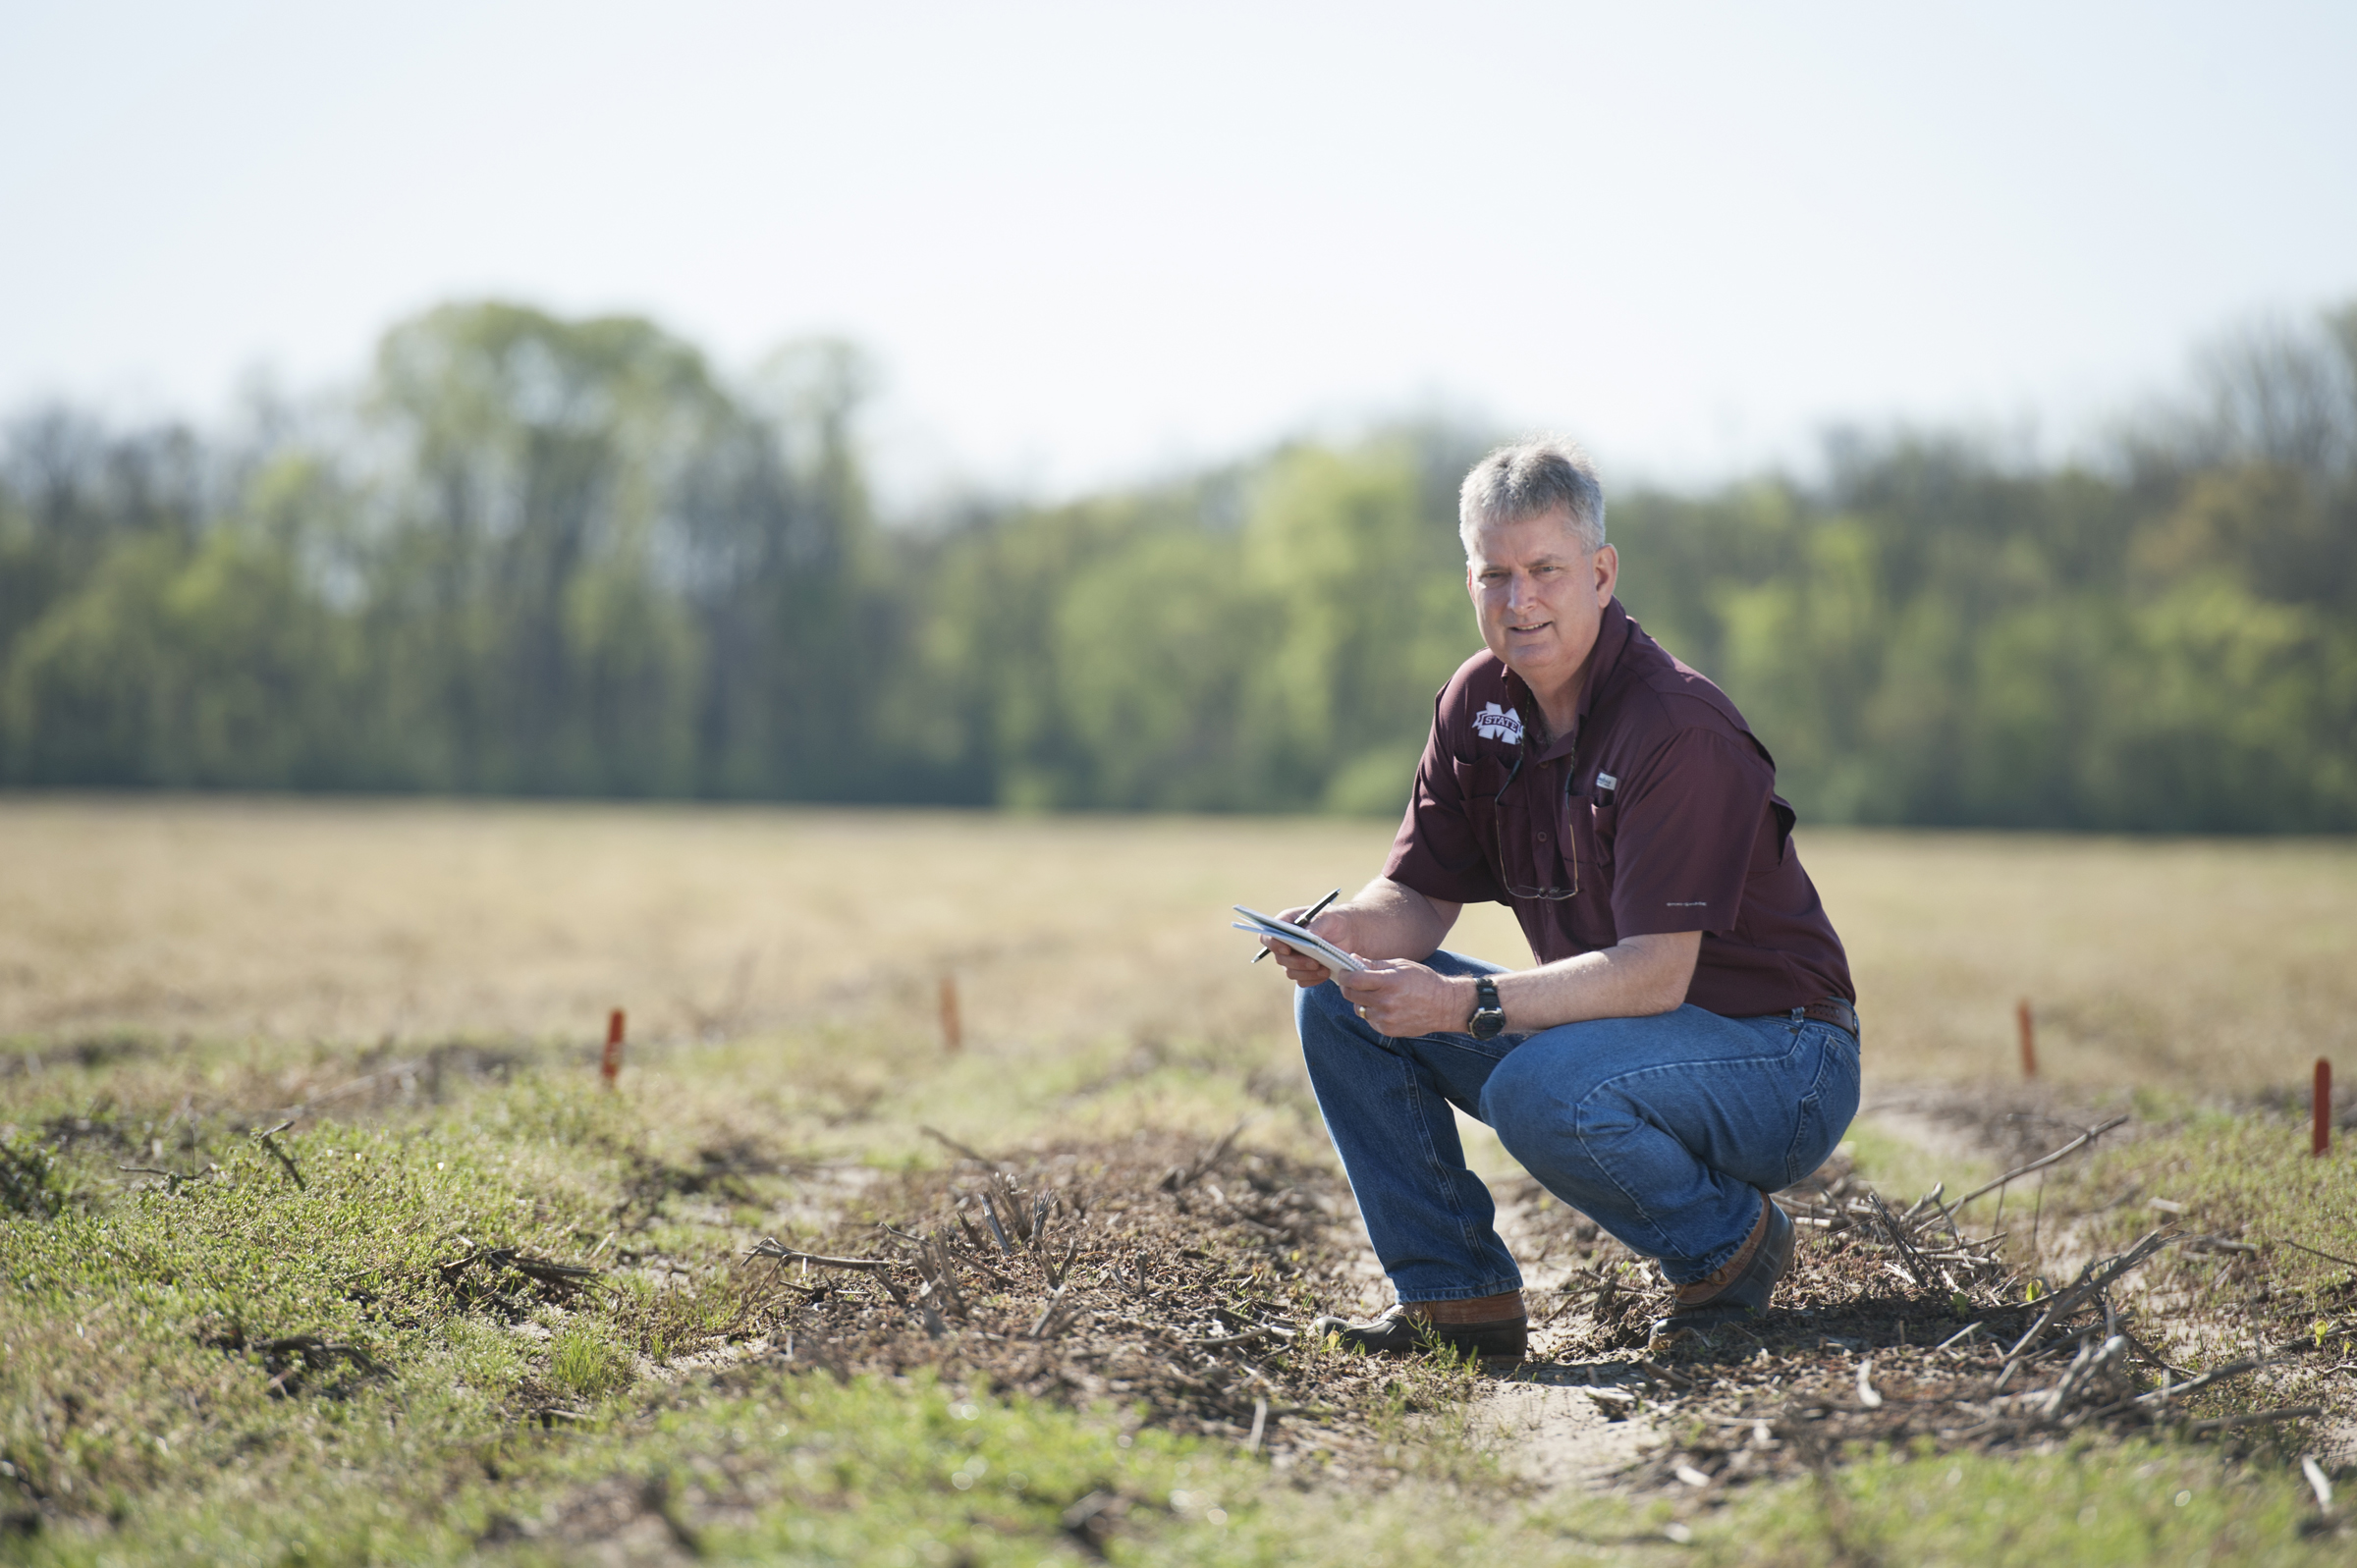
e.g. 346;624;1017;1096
1593;544;1619;603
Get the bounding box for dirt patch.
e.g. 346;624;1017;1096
0;1036;157;1076
718;1096;2302;1503
1857;1082;2179;1200
685;1101;2296;1504
477;1472;706;1565
710;1128;1475;1474
1453;1089;2357;1502
1475;1363;1664;1488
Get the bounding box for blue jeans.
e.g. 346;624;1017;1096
1296;950;1860;1301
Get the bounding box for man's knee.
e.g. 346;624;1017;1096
1481;1048;1628;1210
1480;1046;1569;1155
1479;1034;1640;1158
1294;976;1344;1028
1295;979;1374;1063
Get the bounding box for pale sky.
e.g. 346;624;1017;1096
4;0;2353;503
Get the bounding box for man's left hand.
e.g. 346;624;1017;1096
1334;960;1477;1038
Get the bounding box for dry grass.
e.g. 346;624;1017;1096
7;798;2354;1563
1810;830;2357;1090
0;796;1470;1054
3;798;2352;1096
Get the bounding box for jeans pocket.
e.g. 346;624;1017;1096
1781;1093;1828;1190
1781;1029;1860;1189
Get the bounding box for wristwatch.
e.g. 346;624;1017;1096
1468;976;1507;1040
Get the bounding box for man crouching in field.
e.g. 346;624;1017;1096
1260;440;1861;1361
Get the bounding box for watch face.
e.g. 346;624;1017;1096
1468;976;1504;1039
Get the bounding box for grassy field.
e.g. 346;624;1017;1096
5;798;2353;1092
4;798;2354;1565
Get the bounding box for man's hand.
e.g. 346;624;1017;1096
1260;881;1464;988
1271;923;1700;1036
1334;959;1477;1038
1261;903;1363;990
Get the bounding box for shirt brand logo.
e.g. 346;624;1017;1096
1473;702;1523;745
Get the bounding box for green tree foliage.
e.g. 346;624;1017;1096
1239;439;1480;812
1612;405;2357;831
2;299;2352;830
2;302;886;799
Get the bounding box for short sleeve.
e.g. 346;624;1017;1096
1608;729;1772;938
1381;713;1505;906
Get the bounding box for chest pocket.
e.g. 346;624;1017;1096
1572;800;1617;868
1449;755;1510;885
1562;796;1620;949
1451;752;1562;902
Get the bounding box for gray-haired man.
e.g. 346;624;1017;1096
1262;440;1859;1359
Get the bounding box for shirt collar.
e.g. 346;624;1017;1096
1500;597;1632;763
1575;597;1635;731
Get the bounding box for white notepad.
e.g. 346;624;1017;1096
1231;904;1366;976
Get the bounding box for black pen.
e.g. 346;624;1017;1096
1252;888;1340;962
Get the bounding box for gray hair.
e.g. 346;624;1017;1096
1457;439;1607;554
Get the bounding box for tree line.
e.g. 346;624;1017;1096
2;299;2352;831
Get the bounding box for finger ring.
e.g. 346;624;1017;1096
1357;1005;1369;1019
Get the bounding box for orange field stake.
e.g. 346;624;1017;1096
2316;1057;2332;1158
602;1008;626;1088
939;975;962;1054
2016;999;2037;1079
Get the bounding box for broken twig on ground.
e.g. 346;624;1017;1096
251;1119;305;1190
1951;1115;2131;1211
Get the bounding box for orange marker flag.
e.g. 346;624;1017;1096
602;1008;626;1088
939;975;962;1054
2316;1058;2332;1158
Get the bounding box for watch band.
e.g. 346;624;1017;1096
1469;976;1507;1040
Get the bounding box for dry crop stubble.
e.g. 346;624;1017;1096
3;800;2353;1098
8;800;2357;1563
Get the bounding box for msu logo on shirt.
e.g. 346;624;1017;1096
1472;701;1523;745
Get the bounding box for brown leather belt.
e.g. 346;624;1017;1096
1797;997;1861;1039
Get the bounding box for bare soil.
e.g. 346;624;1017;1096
716;1127;1476;1479
678;1083;2356;1514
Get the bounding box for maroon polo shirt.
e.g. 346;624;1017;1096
1383;598;1854;1018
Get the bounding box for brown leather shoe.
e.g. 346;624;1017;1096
1650;1192;1793;1336
1310;1301;1528;1362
